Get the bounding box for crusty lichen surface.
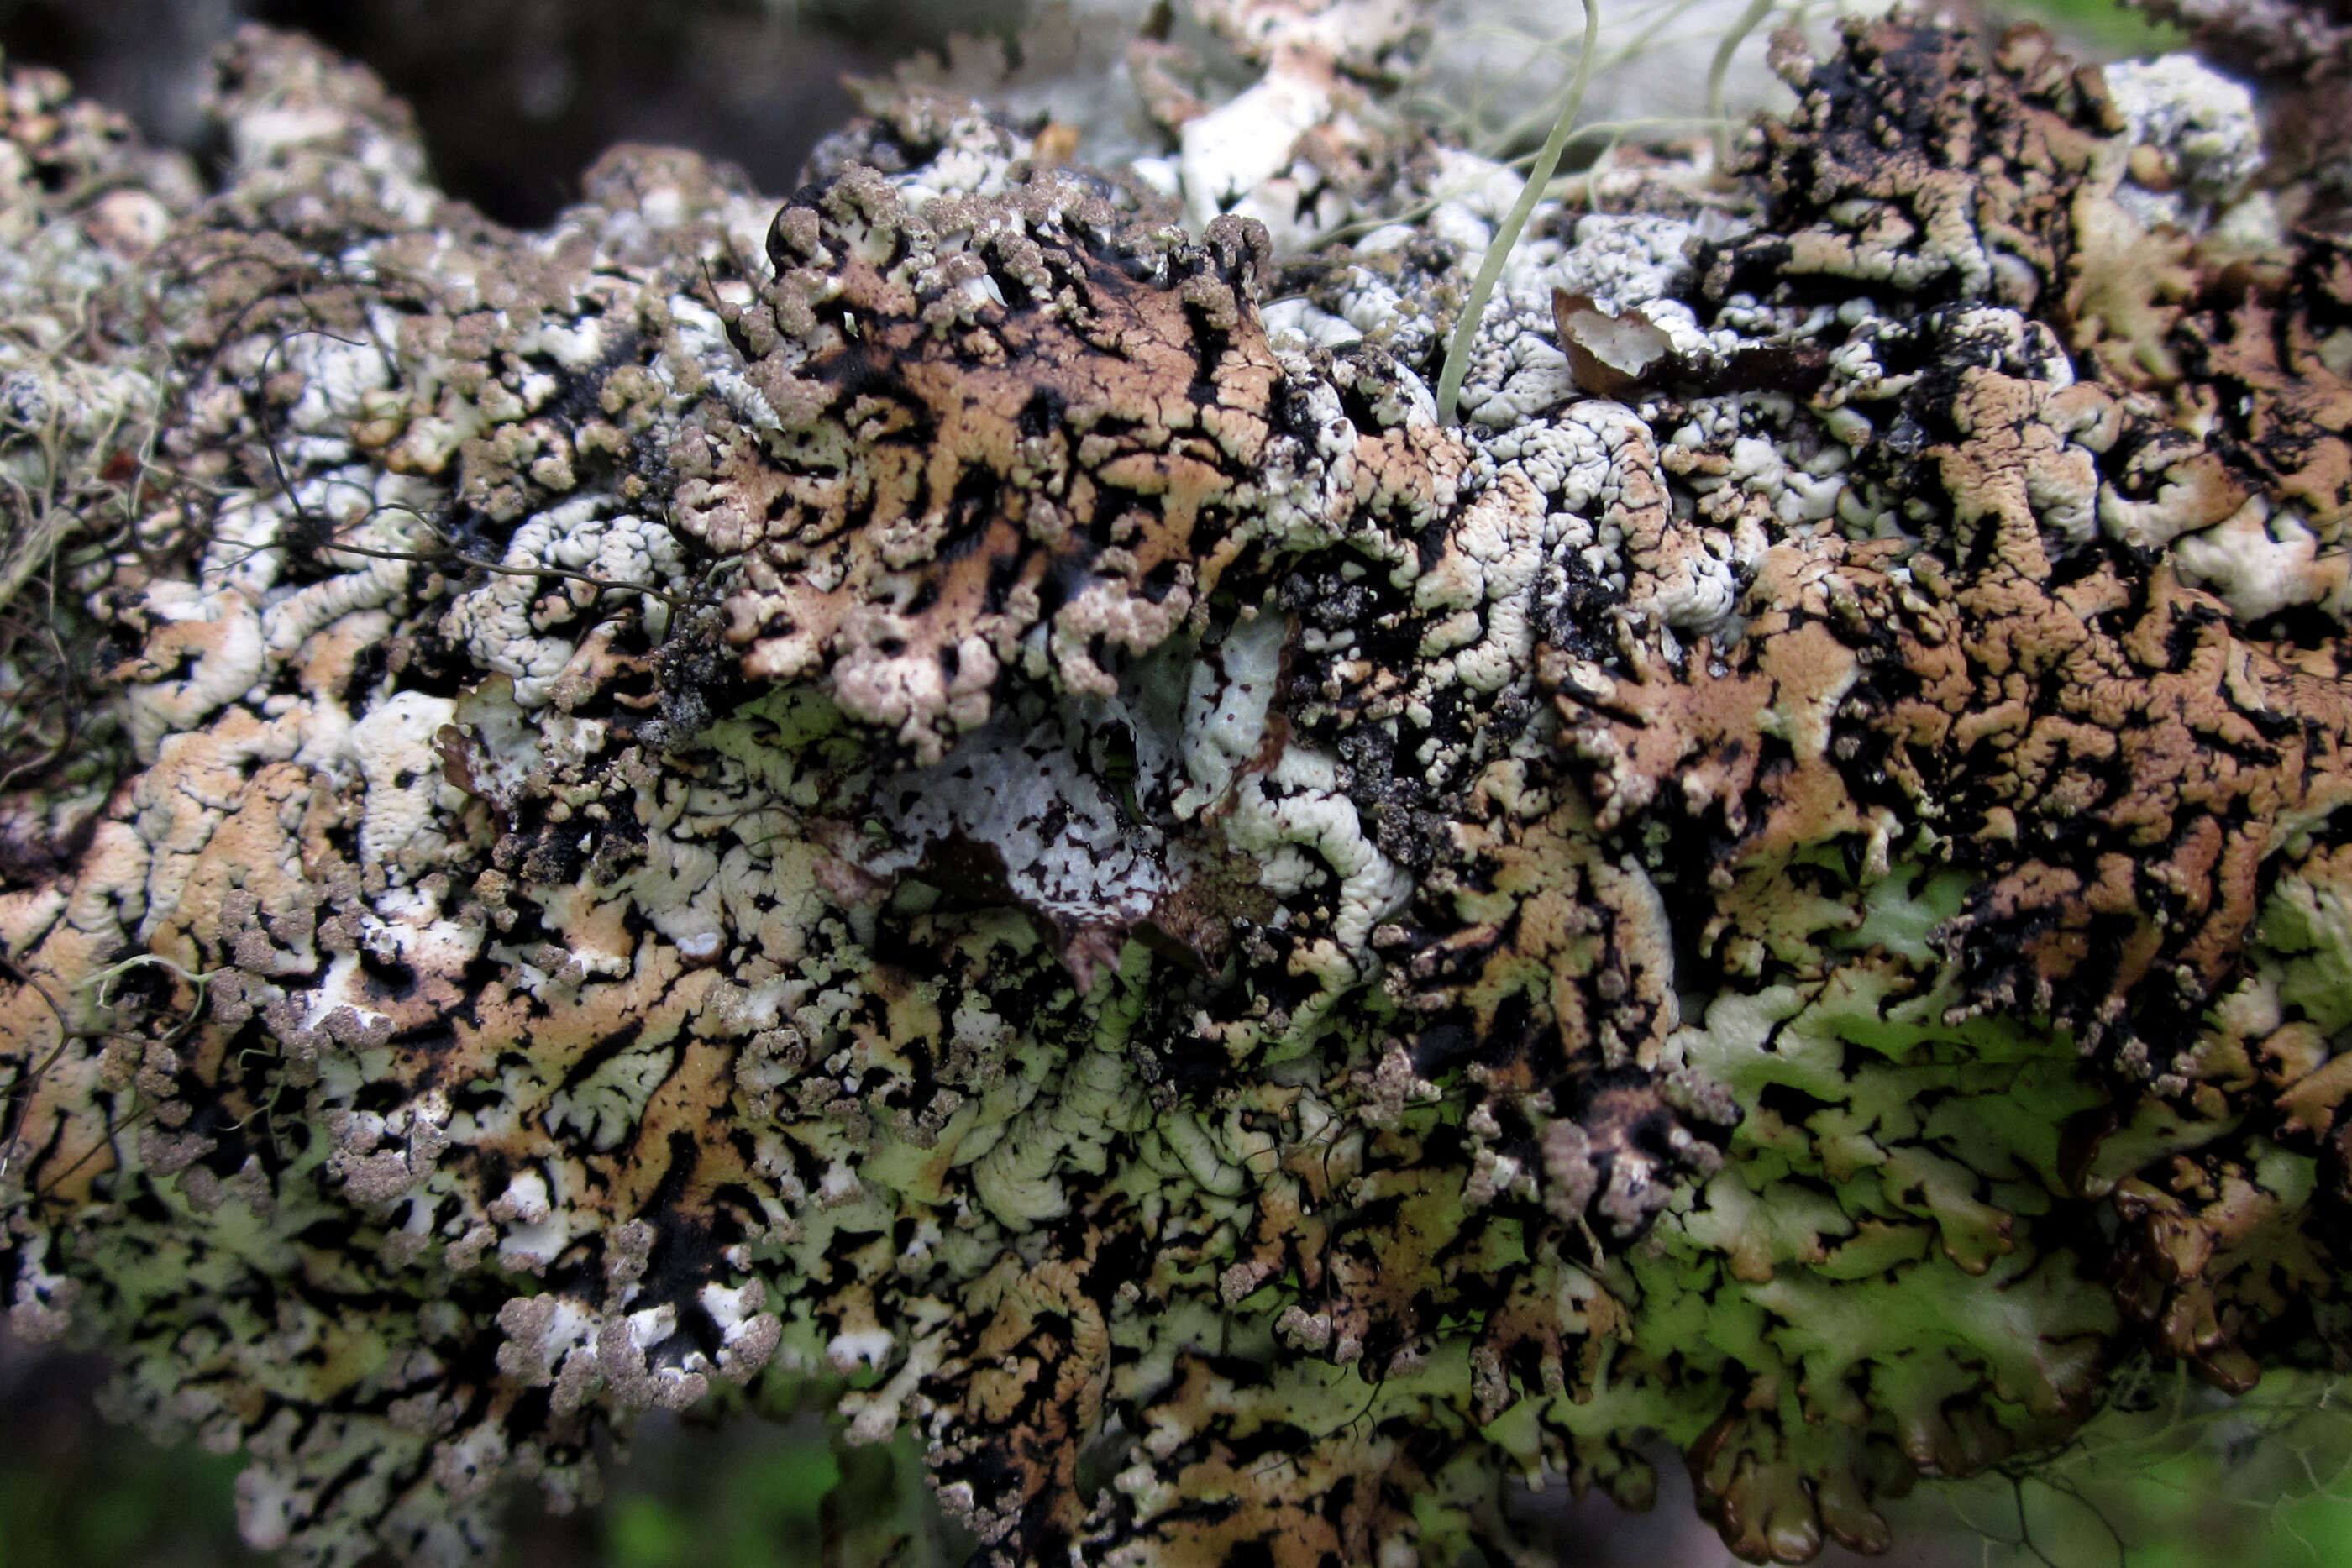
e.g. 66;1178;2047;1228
8;9;2352;1566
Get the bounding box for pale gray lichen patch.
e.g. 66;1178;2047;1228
2103;53;2265;230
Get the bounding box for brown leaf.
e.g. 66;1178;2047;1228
1551;289;1677;401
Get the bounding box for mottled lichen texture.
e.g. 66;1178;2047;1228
8;8;2352;1565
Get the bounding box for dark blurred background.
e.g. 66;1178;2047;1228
0;0;1028;227
3;0;2340;1563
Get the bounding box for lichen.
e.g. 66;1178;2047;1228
9;11;2352;1568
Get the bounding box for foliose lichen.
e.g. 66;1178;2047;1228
8;8;2352;1567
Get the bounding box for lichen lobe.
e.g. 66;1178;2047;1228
682;168;1286;762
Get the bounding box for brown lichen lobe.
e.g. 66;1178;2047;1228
677;167;1284;761
1556;15;2352;1429
1648;16;2352;1062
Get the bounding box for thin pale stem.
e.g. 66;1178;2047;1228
1709;0;1777;177
1436;0;1600;427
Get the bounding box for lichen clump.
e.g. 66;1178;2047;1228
8;10;2352;1567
